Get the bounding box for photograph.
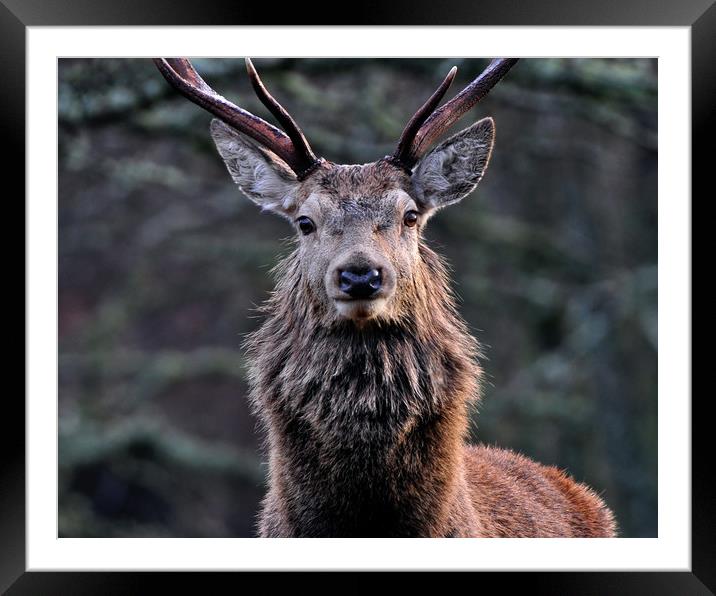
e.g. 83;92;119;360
57;56;658;539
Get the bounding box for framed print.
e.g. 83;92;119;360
8;0;709;591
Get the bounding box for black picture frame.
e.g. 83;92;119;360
7;0;708;591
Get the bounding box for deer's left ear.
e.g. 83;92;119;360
411;117;495;212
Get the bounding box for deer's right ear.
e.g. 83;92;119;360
210;119;301;218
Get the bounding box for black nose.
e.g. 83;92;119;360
339;268;382;299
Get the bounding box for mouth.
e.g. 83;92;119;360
333;296;388;321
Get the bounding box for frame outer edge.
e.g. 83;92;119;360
691;1;716;592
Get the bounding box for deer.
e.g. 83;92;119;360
155;57;617;538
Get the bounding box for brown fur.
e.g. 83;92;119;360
203;112;619;537
243;162;616;537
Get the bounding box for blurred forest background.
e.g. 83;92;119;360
58;58;657;538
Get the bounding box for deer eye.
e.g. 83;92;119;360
296;216;315;235
403;210;419;228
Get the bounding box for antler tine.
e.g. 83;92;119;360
154;58;321;179
392;58;519;170
389;66;457;171
244;58;319;174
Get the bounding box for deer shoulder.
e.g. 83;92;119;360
465;445;617;537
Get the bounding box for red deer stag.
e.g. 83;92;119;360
155;57;617;538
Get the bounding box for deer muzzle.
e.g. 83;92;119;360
327;253;396;321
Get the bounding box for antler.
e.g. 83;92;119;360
154;58;321;180
390;58;519;171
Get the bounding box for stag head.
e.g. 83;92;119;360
155;58;518;324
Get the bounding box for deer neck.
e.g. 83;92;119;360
246;245;482;536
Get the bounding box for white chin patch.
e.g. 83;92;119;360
334;298;387;322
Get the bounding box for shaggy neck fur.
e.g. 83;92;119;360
245;242;482;537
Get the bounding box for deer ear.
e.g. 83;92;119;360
411;117;495;212
210;119;301;218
